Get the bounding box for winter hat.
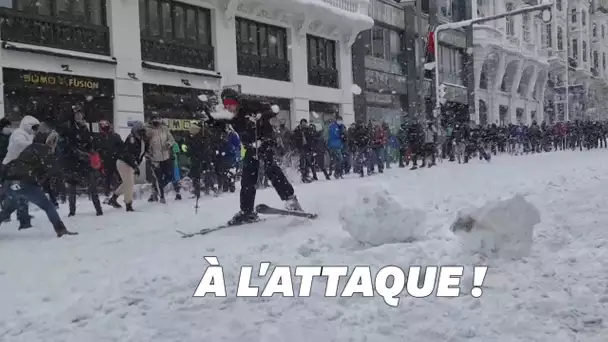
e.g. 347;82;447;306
221;88;240;107
131;121;145;134
300;118;308;124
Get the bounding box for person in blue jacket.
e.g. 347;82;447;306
327;116;346;179
218;126;241;193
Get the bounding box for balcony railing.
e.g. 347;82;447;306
237;53;290;82
0;8;110;55
322;0;359;13
308;67;339;88
141;38;214;71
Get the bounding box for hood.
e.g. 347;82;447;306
19;115;40;134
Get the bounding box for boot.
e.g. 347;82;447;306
285;195;303;211
106;194;122;208
54;221;78;237
175;193;182;200
18;223;33;230
159;197;167;204
148;193;158;202
228;210;259;225
125;202;134;212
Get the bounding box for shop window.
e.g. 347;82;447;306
140;0;214;70
235;17;289;81
0;0;109;54
307;35;338;88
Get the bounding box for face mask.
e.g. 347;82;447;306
337;121;343;125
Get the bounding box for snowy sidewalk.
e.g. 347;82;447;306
1;150;608;342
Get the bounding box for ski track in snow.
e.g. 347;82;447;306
1;150;608;342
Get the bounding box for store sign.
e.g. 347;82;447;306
22;73;100;89
365;69;407;93
369;0;405;28
364;91;394;106
438;30;467;49
444;83;467;104
161;118;195;131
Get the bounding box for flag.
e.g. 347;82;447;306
425;24;437;63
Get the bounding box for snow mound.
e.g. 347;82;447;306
450;194;541;259
339;184;426;246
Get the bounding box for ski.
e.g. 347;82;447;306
177;218;268;238
255;204;318;219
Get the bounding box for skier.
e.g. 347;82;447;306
206;88;302;225
0;131;77;237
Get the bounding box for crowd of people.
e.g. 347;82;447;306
0;87;606;238
277;118;608;181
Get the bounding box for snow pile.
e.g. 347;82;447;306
450;195;541;259
339;184;427;246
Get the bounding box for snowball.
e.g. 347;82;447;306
351;84;362;95
339;185;427;247
310;111;319;119
271;104;280;113
450;195;540;259
85;95;94;102
198;94;208;102
209;108;235;120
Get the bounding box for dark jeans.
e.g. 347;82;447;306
0;182;29;224
66;169;102;215
241;145;294;213
0;182;61;227
103;161;121;196
328;148;343;177
150;158;181;199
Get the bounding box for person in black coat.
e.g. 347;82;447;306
107;121;147;211
96;120;123;197
0;131;77;237
205;88;302;224
292;118;315;182
56;105;103;217
185;121;217;197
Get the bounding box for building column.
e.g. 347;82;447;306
338;40;355;125
352;31;368;123
215;9;238;84
108;0;144;138
526;66;539;99
291;28;311;126
509;60;524;122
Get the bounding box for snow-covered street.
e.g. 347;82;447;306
2;150;608;342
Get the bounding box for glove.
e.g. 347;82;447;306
172;143;180;154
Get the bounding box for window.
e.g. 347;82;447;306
439;0;451;18
307;35;338;88
543;23;552;48
8;0;105;25
593;23;597;37
604;25;606;38
594;51;599;69
572;39;578;59
438;45;464;85
583;41;587;62
235;17;289;81
571;9;576;23
556;0;562;11
505;3;515;36
581;11;586;26
603;53;606;70
523;14;531;42
140;0;211;46
476;0;485;17
366;26;403;66
557;26;563;50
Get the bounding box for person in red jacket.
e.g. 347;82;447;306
369;121;386;173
